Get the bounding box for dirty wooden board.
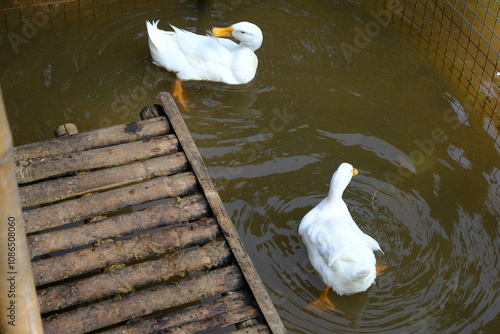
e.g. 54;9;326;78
15;93;287;334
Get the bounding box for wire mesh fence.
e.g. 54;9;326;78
2;0;76;17
363;0;499;145
0;0;123;19
1;0;499;143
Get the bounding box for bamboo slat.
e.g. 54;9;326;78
42;265;245;334
14;117;171;161
19;151;189;207
32;218;221;286
231;324;272;334
27;193;209;257
38;240;232;313
17;134;180;184
23;171;198;233
10;91;285;333
99;291;256;334
163;305;261;333
158;92;287;334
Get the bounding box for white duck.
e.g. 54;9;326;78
298;163;386;310
146;20;263;109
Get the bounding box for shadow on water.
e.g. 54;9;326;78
1;0;498;333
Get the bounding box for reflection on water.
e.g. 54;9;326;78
1;0;499;333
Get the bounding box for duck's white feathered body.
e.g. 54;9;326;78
299;163;382;296
146;20;262;84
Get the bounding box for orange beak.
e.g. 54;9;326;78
212;26;234;37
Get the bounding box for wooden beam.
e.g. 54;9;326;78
14;117;171;161
158;92;287;334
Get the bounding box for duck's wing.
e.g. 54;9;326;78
216;37;238;50
170;26;233;77
205;29;238;50
146;21;236;81
301;222;343;267
318;241;342;267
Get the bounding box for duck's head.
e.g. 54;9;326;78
328;163;358;201
338;163;358;177
212;22;263;51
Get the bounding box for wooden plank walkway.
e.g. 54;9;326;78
15;92;287;334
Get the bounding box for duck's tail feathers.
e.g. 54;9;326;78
363;234;383;254
146;20;160;30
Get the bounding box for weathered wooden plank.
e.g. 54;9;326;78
32;218;221;286
23;171;198;233
162;305;261;333
17;134;180;184
38;240;232;313
19;152;189;207
231;324;272;334
27;193;209;257
158;92;287;334
42;265;246;334
99;291;255;334
105;291;255;334
14;117;171;161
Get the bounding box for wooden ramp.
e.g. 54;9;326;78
15;92;286;334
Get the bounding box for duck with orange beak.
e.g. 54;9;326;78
299;163;386;311
146;21;263;110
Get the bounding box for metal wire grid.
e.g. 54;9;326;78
370;0;499;142
0;0;124;11
2;0;499;139
0;0;123;18
1;0;76;15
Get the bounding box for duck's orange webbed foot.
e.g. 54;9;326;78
376;264;387;276
173;78;189;110
307;285;336;313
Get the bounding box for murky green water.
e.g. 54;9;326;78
1;0;499;332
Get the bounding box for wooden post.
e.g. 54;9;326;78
0;87;44;333
53;123;78;137
157;92;287;334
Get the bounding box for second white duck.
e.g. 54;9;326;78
298;163;386;310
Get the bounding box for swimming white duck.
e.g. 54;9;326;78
146;20;263;109
298;163;386;311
